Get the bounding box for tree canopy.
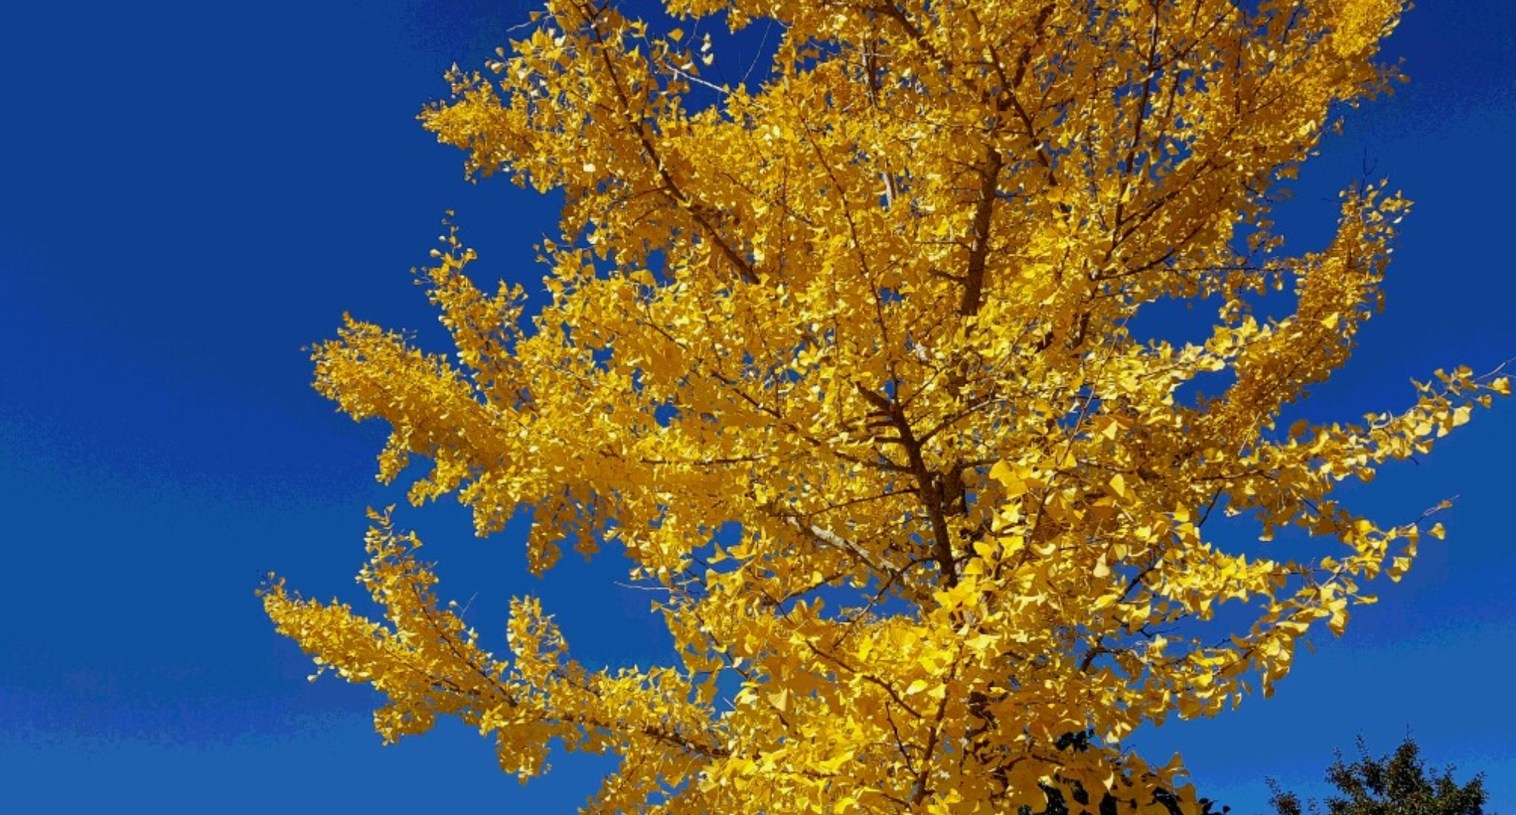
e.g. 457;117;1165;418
263;0;1505;812
1269;736;1491;815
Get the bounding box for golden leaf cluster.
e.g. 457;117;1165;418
264;1;1504;812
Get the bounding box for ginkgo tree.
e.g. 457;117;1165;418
263;0;1507;812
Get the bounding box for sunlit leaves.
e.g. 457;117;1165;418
265;0;1503;812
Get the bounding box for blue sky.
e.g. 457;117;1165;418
1;1;1512;811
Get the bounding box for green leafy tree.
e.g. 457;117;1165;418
1269;736;1491;815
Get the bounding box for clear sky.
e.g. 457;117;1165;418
1;1;1512;812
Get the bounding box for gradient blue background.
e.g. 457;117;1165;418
1;1;1511;811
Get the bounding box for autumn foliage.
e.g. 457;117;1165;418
263;0;1505;812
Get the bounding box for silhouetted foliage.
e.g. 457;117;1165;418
1024;731;1231;815
1269;736;1489;815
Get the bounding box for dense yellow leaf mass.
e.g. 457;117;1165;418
263;1;1504;811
